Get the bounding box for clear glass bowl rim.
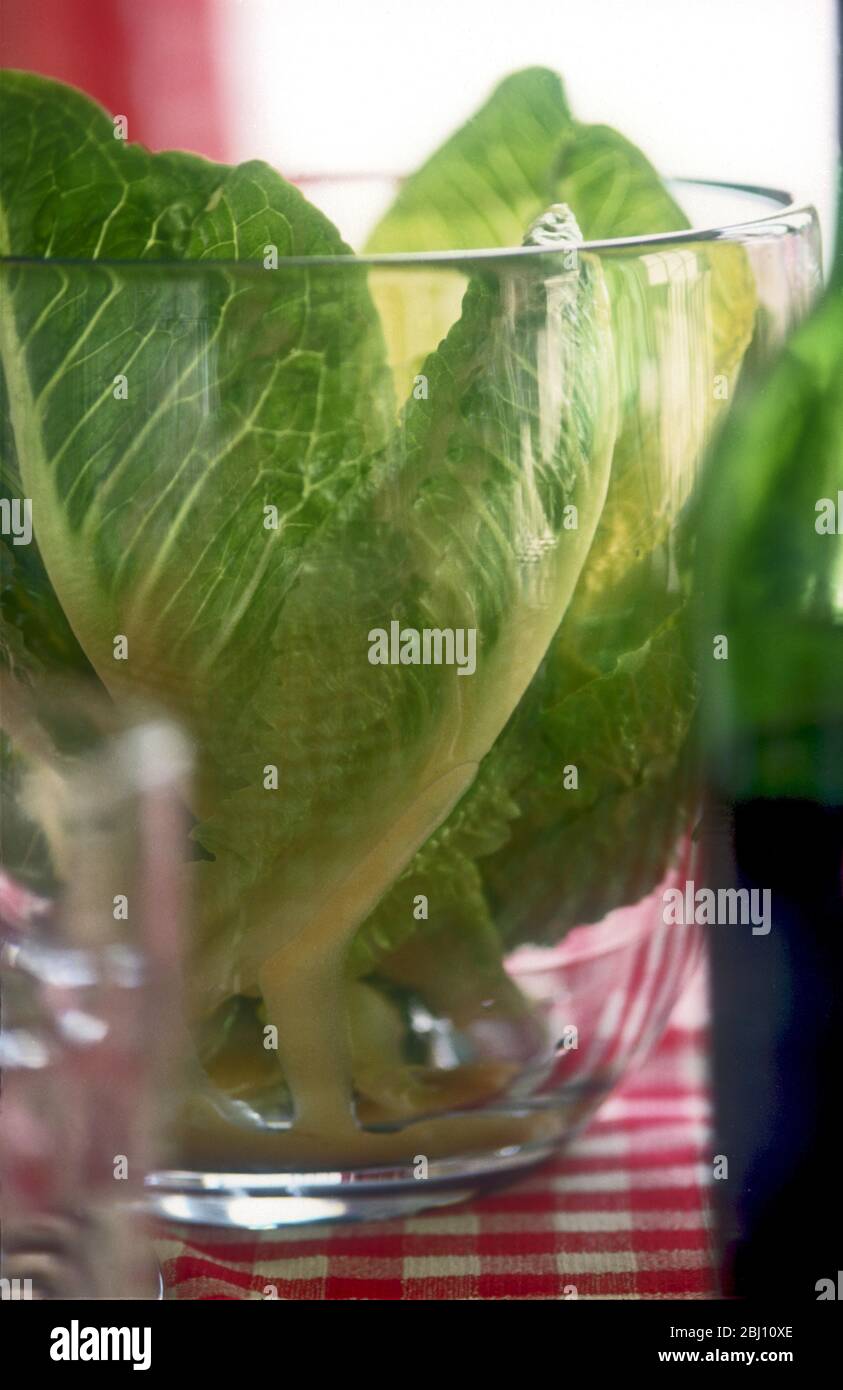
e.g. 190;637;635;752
0;178;816;272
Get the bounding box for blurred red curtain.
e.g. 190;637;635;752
0;0;226;159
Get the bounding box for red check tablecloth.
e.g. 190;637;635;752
158;966;715;1300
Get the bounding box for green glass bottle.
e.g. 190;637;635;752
700;241;843;809
699;28;843;1298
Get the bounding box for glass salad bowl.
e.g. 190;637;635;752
0;178;820;1230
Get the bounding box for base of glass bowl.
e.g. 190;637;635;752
144;1133;568;1230
146;858;704;1232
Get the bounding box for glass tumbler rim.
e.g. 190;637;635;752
0;178;816;275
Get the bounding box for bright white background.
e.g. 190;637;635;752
213;0;838;262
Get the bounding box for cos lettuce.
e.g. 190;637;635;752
0;67;753;1149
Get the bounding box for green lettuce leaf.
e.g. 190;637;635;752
0;70;392;978
552;121;688;239
366;67;573;254
364;67;574;399
196;207;617;1016
0;75;617;1065
349;74;756;987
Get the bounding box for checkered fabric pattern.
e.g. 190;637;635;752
158;966;714;1300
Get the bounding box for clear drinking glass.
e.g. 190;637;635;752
0;182;820;1229
0;683;190;1294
